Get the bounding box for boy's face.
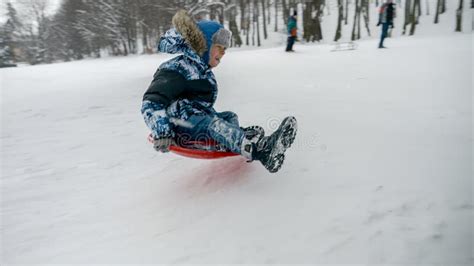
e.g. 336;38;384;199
209;44;226;68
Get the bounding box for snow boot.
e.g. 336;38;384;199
242;117;297;173
241;125;265;143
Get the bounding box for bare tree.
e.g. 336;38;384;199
282;0;289;27
351;0;361;40
6;0;462;64
409;0;421;35
267;0;271;24
274;0;278;31
1;2;22;64
255;0;261;46
404;0;412;33
303;0;324;42
227;4;242;47
246;0;251;45
344;0;349;25
261;0;268;39
361;0;371;37
455;0;464;32
16;0;52;64
251;0;255;46
334;0;343;41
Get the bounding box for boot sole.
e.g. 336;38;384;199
265;116;298;173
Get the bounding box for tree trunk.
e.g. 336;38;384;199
418;0;422;18
274;0;278;31
455;0;464;32
246;0;251;45
220;5;225;24
344;0;348;25
334;0;343;41
256;0;261;46
315;0;324;41
351;0;360;40
434;0;441;23
357;3;361;39
251;0;255;46
303;1;312;42
404;0;412;33
261;0;268;39
240;0;247;31
362;0;371;36
229;8;242;47
267;0;271;24
409;0;420;35
282;0;289;26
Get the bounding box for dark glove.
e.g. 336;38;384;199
390;23;394;29
153;137;175;153
376;22;381;27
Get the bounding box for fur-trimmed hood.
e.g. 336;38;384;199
171;10;207;57
158;10;209;64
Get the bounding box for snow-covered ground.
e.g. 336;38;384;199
1;18;473;266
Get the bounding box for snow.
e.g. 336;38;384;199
1;4;473;266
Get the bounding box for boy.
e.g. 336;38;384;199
141;10;297;173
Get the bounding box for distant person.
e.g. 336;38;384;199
141;10;297;173
377;0;396;49
286;10;297;52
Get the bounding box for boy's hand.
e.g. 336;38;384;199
153;137;176;153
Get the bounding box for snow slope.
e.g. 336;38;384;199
1;30;473;266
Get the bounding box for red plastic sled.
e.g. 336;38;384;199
147;134;239;159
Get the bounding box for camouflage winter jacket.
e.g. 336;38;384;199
142;11;220;138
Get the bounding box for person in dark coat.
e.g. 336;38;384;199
377;0;396;49
285;10;297;52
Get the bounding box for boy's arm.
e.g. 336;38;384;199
143;69;187;105
149;105;175;153
142;101;175;140
143;69;188;142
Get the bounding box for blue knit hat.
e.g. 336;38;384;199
197;20;231;64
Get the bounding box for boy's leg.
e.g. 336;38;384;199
216;111;240;127
175;114;245;154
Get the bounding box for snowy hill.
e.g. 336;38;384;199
1;21;473;266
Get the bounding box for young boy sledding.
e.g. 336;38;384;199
141;10;297;173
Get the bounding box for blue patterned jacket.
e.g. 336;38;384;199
141;28;218;139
